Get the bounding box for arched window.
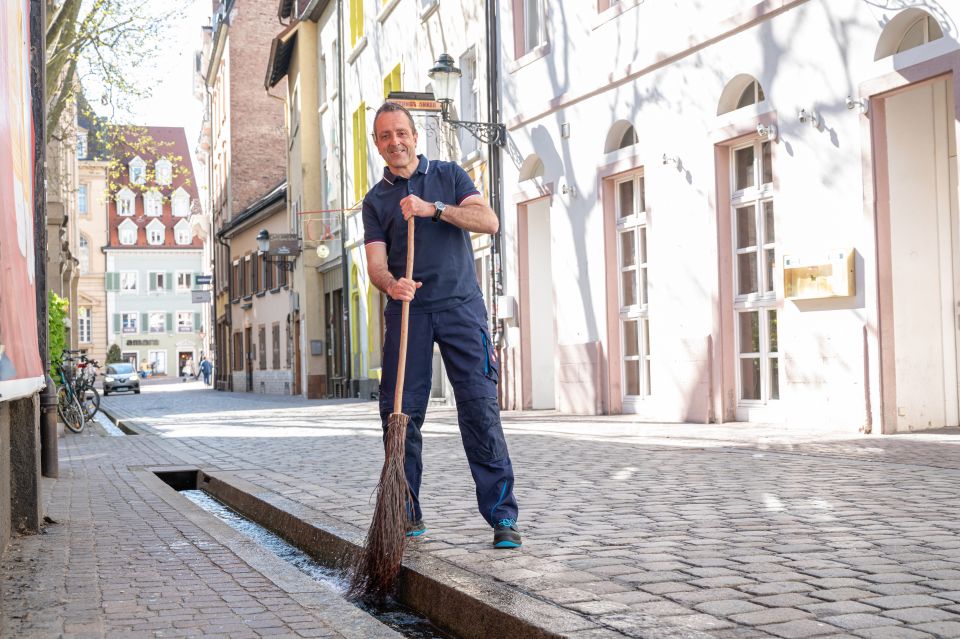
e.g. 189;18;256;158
875;9;944;60
518;155;544;181
717;74;767;116
604;120;638;154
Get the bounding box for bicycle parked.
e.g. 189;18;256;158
53;350;102;434
74;354;101;422
53;351;86;434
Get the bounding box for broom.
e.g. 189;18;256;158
349;216;416;602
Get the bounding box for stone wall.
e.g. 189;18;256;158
0;402;11;553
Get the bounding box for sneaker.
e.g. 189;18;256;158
493;519;522;548
405;519;428;537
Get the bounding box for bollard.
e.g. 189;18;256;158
39;374;58;478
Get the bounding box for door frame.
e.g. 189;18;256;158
859;49;960;433
516;191;557;411
244;326;253;392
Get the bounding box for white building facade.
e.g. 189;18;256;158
497;0;960;433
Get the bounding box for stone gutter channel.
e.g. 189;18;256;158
93;407;634;639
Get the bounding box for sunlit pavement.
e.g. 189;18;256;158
5;383;960;638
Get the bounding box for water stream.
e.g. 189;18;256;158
182;490;454;639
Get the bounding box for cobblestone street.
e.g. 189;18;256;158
4;381;960;637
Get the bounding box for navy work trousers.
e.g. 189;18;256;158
379;296;519;528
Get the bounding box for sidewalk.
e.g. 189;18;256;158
5;383;960;638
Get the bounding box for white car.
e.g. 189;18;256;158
103;363;141;395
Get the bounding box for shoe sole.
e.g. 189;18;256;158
494;540;521;548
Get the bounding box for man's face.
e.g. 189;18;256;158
374;110;419;173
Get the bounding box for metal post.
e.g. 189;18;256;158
337;0;352;396
485;1;505;343
32;0;57;477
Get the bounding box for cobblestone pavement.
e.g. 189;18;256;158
5;380;960;638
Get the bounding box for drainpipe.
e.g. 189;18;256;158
216;231;232;391
485;0;505;371
33;0;57;477
336;0;351;397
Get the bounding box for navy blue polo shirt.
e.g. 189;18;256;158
362;155;482;315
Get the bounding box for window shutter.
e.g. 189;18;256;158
194;272;202;288
165;272;173;291
149;272;157;291
106;272;115;291
194;312;201;331
141;313;148;332
166;313;173;332
113;314;120;333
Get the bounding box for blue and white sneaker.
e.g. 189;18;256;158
405;519;428;537
493;519;521;548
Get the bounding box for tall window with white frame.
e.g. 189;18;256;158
731;139;779;404
522;0;544;54
458;47;480;158
78;307;92;343
616;172;651;406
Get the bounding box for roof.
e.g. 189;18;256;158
105;126;203;250
219;181;288;239
264;22;299;90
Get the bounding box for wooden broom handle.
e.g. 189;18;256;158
393;217;415;415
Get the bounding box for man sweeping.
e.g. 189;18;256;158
362;101;521;549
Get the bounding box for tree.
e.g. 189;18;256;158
45;0;188;141
47;290;68;377
106;344;121;364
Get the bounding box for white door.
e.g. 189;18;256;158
526;198;556;409
885;78;959;431
149;349;167;376
730;139;780;420
615;173;651;412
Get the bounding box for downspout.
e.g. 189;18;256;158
337;0;351;396
33;0;57;478
485;0;506;396
216;230;232;391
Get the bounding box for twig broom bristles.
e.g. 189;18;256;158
349;217;416;602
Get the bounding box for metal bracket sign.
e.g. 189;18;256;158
387;91;441;112
267;233;301;256
195;274;212;286
191;290;212;304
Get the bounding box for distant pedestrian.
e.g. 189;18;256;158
181;357;194;382
199;356;212;386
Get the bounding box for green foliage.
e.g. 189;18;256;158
106;344;122;364
47;290;69;378
45;0;190;141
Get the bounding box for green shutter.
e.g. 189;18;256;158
194;312;201;331
165;272;173;291
149;272;157;292
113;313;120;332
140;313;148;333
166;313;173;332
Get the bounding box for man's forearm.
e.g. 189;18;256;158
368;262;397;295
439;202;499;234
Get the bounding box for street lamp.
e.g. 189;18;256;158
256;229;299;272
428;53;506;146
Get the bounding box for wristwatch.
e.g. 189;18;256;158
432;201;446;222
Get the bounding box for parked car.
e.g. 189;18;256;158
103;362;140;395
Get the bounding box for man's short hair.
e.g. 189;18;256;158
373;101;417;137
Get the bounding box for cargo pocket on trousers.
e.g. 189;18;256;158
481;328;499;384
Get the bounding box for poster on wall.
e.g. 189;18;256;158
0;0;44;400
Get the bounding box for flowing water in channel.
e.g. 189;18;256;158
182;490;454;639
